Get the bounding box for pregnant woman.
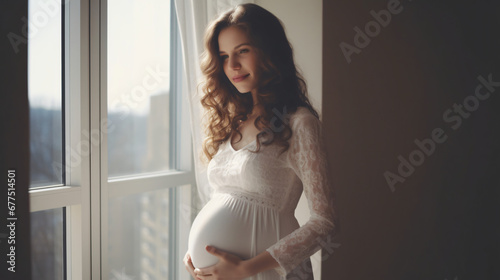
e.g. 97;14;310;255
185;4;338;280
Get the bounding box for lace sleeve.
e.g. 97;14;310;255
266;110;338;276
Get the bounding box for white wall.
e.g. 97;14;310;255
255;0;323;111
255;0;323;279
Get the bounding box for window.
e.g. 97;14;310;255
107;0;174;177
28;0;66;279
28;0;194;279
28;0;63;189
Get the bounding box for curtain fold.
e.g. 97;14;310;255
174;0;254;206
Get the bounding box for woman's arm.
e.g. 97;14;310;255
265;109;339;276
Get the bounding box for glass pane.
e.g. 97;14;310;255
108;187;178;280
107;0;172;178
28;0;63;188
31;208;65;280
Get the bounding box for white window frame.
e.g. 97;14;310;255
29;0;195;279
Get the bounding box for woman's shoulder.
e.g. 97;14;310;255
285;106;323;154
288;106;320;128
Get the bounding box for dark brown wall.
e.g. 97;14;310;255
322;0;499;279
1;1;32;280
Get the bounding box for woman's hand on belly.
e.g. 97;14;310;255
194;245;252;280
184;252;202;280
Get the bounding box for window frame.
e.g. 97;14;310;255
29;0;195;279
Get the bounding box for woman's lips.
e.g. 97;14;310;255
232;74;249;83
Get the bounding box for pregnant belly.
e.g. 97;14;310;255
188;192;285;269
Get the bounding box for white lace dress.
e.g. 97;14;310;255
187;107;337;279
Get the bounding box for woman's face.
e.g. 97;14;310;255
218;26;261;95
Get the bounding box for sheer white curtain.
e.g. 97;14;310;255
174;0;254;206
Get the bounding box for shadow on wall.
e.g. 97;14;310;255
322;0;500;279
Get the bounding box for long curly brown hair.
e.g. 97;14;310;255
200;3;319;162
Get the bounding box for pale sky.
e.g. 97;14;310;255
28;0;62;109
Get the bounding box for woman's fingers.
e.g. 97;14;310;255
206;245;226;258
188;256;195;270
194;268;210;275
183;253;202;280
194;267;215;279
183;253;194;270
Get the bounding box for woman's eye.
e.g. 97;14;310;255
239;49;249;54
220;55;228;61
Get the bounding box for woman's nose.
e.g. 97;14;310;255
228;57;241;70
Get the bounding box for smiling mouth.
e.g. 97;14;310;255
232;74;249;83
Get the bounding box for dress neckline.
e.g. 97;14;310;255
227;137;255;152
229;138;256;152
